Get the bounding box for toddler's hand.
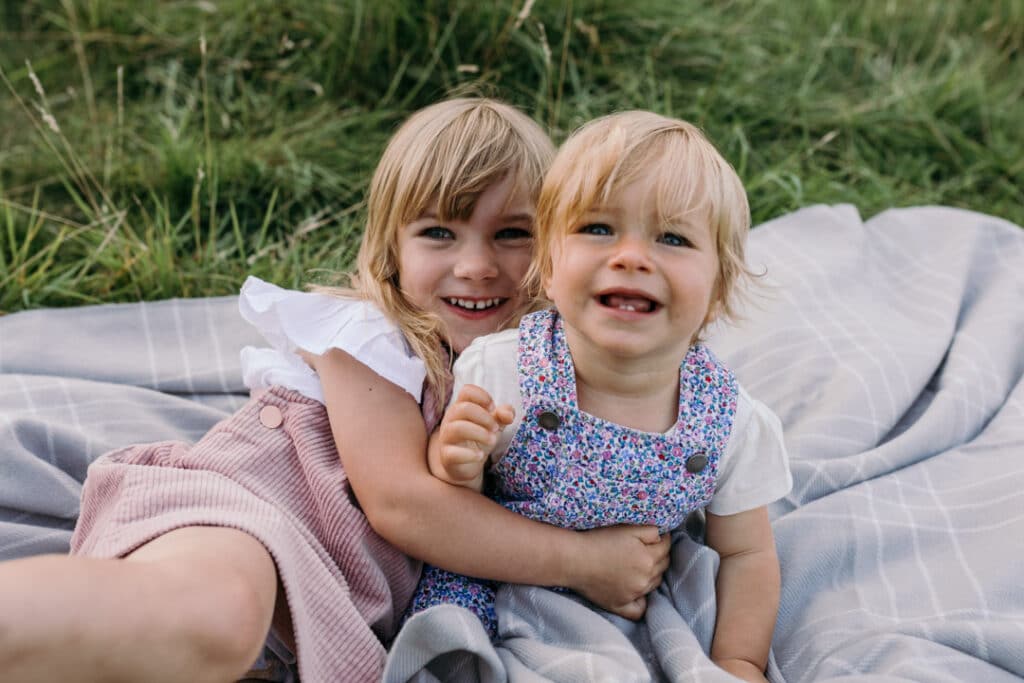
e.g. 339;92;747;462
431;385;514;489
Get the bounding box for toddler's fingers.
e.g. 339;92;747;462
442;444;488;467
492;404;515;427
444;419;498;449
447;401;501;433
455;384;497;411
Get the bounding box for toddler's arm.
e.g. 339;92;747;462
310;348;670;619
704;505;780;683
428;384;514;491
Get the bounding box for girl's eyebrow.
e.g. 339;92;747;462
502;212;534;222
413;210;533;222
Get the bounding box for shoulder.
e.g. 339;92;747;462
457;327;520;363
731;384;780;434
707;383;793;516
452;327;521;415
453;328;519;386
239;276;395;348
238;276;426;402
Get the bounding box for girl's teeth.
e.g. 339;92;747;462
448;298;501;310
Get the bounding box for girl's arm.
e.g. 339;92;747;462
313;348;670;618
704;505;780;683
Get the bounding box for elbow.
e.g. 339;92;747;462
354;481;424;553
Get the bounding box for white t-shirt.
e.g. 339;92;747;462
237;276;426;404
453;328;793;516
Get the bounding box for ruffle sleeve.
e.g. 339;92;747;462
238;276;426;403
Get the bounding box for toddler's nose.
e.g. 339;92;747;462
609;236;654;272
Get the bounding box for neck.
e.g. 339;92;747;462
566;337;683;434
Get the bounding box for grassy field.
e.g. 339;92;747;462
1;0;1021;313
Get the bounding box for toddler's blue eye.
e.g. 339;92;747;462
659;232;691;247
579;223;612;236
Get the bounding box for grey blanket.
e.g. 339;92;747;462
2;205;1022;682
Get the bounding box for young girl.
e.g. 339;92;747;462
409;111;793;683
0;99;672;682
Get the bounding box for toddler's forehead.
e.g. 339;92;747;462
566;169;709;221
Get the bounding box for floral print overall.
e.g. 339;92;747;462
407;310;738;639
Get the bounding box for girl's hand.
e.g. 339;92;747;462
428;384;514;490
566;524;670;620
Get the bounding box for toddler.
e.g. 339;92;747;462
411;110;793;683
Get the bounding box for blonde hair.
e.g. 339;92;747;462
318;97;554;406
527;110;753;336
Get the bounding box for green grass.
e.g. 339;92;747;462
1;0;1022;313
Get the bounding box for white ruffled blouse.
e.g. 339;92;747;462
238;276;426;404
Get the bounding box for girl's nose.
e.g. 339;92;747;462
609;235;653;272
453;244;499;280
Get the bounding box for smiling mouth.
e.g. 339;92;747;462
598;293;659;313
444;297;506;311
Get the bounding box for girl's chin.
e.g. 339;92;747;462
448;327;496;354
445;319;512;353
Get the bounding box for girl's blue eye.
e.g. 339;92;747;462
579;223;612;236
495;227;533;241
421;226;454;240
658;232;691;247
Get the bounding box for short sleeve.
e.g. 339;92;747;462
707;387;793;516
238;276;426;402
450;328;523;459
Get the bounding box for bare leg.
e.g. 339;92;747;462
0;526;277;683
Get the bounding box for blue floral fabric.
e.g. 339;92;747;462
407;309;738;639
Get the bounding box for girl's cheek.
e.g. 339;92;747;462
506;248;534;282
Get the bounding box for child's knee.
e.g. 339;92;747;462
129;527;279;676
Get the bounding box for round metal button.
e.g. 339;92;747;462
685;454;708;474
259;405;283;429
537;411;561;431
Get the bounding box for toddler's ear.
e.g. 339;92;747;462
702;299;722;328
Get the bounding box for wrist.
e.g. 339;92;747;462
549;528;588;590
